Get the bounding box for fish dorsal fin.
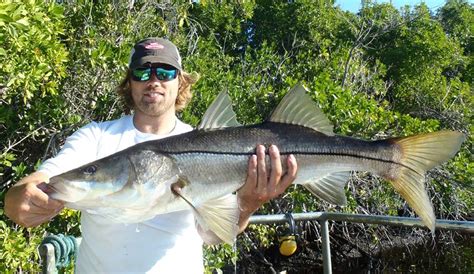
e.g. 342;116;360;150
198;91;241;130
269;85;334;136
303;172;351;206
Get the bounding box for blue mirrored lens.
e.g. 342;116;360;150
131;67;177;81
155;68;177;81
132;68;151;81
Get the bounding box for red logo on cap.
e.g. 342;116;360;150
145;42;164;50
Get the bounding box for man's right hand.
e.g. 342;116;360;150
4;171;64;227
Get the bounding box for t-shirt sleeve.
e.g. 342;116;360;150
39;121;102;177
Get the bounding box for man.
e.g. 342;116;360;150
5;37;297;273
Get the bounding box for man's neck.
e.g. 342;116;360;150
132;111;177;135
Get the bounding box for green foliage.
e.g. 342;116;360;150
0;0;67;103
0;221;43;272
438;0;474;85
0;0;69;184
438;0;474;54
203;243;238;273
0;2;73;270
366;3;468;116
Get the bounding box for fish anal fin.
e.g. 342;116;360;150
269;84;334;136
194;194;240;244
198;91;241;130
303;172;350;206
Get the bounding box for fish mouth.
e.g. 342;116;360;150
48;179;89;203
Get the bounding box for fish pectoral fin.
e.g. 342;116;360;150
303;172;350;206
194;194;240;244
268;84;334;136
198;91;241;130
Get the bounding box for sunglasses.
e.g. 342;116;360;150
131;66;178;82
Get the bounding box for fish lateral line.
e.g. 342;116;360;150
163;150;416;174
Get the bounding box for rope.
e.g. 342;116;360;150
41;234;78;269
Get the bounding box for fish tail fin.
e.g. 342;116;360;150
388;131;465;231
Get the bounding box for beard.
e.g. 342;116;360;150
133;87;177;117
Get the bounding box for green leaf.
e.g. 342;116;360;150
15;18;29;26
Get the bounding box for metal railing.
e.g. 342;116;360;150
249;212;474;274
39;213;474;274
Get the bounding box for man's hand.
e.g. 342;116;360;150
237;145;297;231
4;171;64;227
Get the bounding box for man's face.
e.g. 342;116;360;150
129;64;179;117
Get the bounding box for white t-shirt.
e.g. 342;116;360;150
39;115;204;273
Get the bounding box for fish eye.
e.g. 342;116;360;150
82;165;97;175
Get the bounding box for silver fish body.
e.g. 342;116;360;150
150;122;395;203
48;85;465;243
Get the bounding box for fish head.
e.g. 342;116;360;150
47;148;181;222
48;153;132;203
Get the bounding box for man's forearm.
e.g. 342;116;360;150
237;203;255;233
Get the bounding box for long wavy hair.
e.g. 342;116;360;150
117;69;199;114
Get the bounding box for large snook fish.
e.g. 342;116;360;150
48;85;465;243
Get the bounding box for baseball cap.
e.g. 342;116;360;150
128;37;182;70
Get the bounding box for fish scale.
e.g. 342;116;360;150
149;122;398;176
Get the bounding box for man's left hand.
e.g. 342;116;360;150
237;144;297;231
